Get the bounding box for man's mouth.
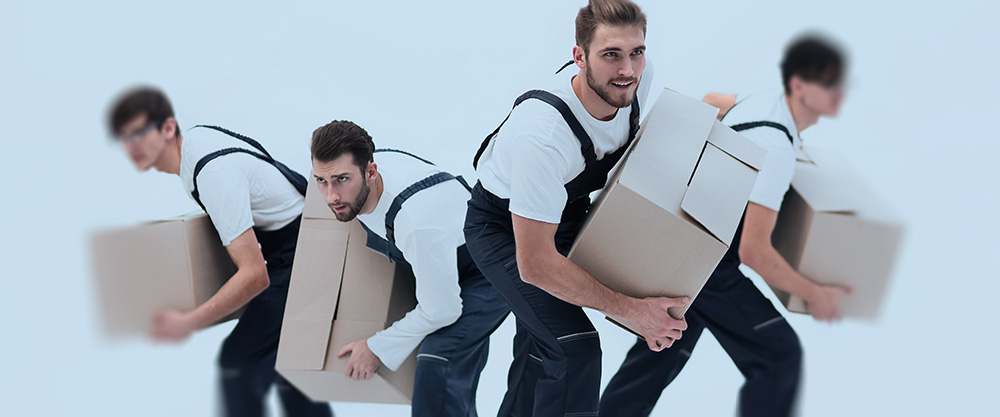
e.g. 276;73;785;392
330;204;347;212
611;79;635;89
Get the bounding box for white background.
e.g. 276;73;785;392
1;0;997;416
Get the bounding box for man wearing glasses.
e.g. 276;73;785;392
107;88;333;417
600;35;851;417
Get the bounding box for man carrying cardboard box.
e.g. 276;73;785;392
599;35;851;417
308;121;509;416
464;1;689;415
107;88;332;417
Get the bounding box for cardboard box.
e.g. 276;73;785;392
770;147;904;319
568;88;766;334
90;214;238;337
276;182;418;404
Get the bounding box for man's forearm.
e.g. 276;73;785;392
519;252;637;317
743;245;819;301
187;267;268;329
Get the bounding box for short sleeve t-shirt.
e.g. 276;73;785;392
722;90;803;211
475;62;654;224
179;128;305;245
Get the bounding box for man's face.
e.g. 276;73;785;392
312;153;372;222
117;115;169;171
797;76;845;117
582;24;646;109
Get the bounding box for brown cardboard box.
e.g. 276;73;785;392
770;146;904;319
90;214;237;337
568;88;766;334
276;182;418;404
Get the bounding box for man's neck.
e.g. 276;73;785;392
572;73;618;121
361;171;384;215
153;136;183;175
786;94;819;133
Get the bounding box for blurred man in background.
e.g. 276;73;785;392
107;88;332;417
600;35;851;417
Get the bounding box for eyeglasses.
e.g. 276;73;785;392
118;120;162;144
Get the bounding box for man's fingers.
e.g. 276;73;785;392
337;344;354;358
645;337;662;352
658;296;690;308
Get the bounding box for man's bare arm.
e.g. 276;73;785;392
703;93;737;121
152;228;269;340
511;214;688;350
738;203;850;322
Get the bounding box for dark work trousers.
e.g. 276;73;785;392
411;263;511;417
599;265;803;417
217;218;333;417
465;183;602;417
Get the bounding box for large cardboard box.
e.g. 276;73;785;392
276;182;418;404
770;147;904;319
568;88;766;334
90;214;238;336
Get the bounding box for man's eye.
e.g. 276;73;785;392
316;178;326;184
631;49;644;56
605;52;618;58
337;177;348;183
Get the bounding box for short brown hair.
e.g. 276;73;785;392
576;0;647;54
108;86;179;137
310;120;375;170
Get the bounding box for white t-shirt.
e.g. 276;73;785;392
179;127;305;245
358;151;469;371
476;62;654;224
723;90;803;211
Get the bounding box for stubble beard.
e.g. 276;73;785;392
332;179;371;222
586;64;637;109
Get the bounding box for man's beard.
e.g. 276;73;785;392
586;64;637;109
331;179;370;222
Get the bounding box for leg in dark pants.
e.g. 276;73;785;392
411;271;510;417
465;190;601;417
600;268;802;417
217;267;333;417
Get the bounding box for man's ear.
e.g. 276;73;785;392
573;45;587;69
789;75;805;97
162;117;178;138
367;161;378;180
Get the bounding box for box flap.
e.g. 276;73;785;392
619;88;719;212
276;218;351;371
337;220;401;322
680;142;759;245
706;120;767;169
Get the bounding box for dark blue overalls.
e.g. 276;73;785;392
191;125;333;417
360;149;510;417
599;119;803;417
464;85;640;417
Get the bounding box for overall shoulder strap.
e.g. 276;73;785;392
384;172;461;244
376;148;472;192
730;121;794;145
190;148;271;212
473;89;597;169
189;126;308;213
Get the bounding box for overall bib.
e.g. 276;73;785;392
192;125;333;417
361;149;510;417
599;118;803;417
465;86;639;417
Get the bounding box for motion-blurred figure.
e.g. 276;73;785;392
600;34;850;417
107;89;333;417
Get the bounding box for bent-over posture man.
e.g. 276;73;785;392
108;88;333;417
600;35;851;417
310;121;509;417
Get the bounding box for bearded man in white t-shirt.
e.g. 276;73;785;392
464;1;689;416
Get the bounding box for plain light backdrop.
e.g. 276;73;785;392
1;0;996;416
